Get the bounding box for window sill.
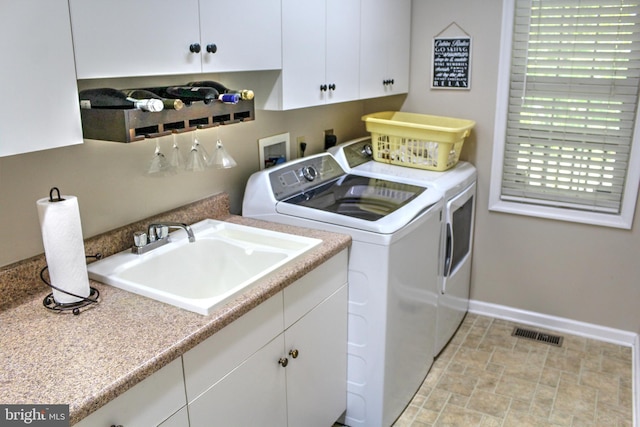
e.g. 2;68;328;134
488;199;634;230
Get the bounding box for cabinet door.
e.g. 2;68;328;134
199;0;282;72
182;294;283;402
285;285;348;427
74;358;187;427
325;0;360;105
69;0;201;79
0;0;83;156
359;0;411;99
280;0;326;109
384;0;411;94
187;335;288;427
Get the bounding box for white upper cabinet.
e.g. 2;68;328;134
69;0;282;79
69;0;201;79
199;0;282;73
360;0;411;99
0;0;83;157
263;0;360;110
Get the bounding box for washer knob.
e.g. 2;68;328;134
301;165;318;181
362;144;373;157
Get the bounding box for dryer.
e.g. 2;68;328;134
330;137;476;356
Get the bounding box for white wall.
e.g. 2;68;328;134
405;0;640;333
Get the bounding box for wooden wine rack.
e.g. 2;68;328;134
80;98;255;143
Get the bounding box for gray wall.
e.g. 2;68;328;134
405;0;640;333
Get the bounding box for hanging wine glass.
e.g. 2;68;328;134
185;127;208;172
146;136;172;176
208;126;237;169
168;131;186;172
210;139;238;169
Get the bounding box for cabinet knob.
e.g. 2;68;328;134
320;84;328;92
190;43;201;53
206;44;217;54
278;357;289;367
289;349;299;359
328;84;336;91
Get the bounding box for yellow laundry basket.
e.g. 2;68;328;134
362;111;475;171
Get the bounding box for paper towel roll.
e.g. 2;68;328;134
36;194;90;304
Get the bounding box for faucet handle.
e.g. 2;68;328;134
133;231;148;248
155;225;169;240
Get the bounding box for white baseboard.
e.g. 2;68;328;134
468;299;639;426
468;299;637;345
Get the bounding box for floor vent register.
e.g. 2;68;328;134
511;327;564;347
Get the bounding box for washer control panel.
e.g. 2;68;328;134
341;138;373;168
268;154;345;200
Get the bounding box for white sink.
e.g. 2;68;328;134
87;219;322;315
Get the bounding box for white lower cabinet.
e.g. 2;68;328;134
74;250;348;426
185;250;348;427
74;358;187;427
284;285;348;426
188;335;288;426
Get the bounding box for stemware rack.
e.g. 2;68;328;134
80;98;255;143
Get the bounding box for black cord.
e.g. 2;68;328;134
40;253;102;304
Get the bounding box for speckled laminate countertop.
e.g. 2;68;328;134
0;193;351;425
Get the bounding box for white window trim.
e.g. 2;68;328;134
489;0;640;230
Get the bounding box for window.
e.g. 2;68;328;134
489;0;640;228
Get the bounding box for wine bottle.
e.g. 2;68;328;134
218;93;240;104
143;86;219;105
187;80;254;100
79;88;164;112
122;89;184;110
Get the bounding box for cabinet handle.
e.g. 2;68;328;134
189;43;201;53
289;349;299;359
206;44;217;54
278;357;289;367
320;84;328;92
328;84;336;91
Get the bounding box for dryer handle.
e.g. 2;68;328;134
444;222;453;279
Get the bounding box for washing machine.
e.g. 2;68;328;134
242;153;443;427
329;136;476;356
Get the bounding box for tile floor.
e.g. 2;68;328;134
391;313;634;426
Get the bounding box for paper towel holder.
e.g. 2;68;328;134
49;187;65;203
40;254;101;315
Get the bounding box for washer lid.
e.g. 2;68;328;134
283;174;424;220
276;174;441;234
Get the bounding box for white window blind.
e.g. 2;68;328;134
502;0;640;213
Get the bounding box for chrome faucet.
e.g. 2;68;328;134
132;222;196;254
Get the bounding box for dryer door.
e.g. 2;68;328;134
444;182;476;280
437;181;476;355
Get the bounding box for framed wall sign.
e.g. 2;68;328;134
432;23;472;90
